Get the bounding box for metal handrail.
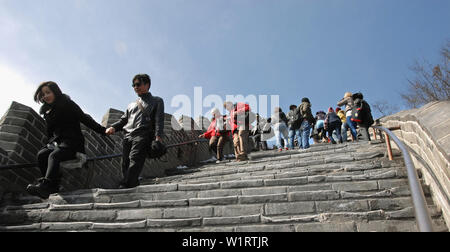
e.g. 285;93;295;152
0;138;209;171
372;125;434;232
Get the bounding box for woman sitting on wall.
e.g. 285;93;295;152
199;108;230;163
26;81;106;199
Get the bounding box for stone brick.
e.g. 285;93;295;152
69;210;117;222
288;184;333;192
288;190;340;201
163;206;213;219
332;181;378;192
140;199;188;208
318;210;385;222
368;198;413;211
241;186;287;196
264;177;308;186
307;175;326;183
235;224;295;232
274;171;308;179
116;209;163;220
41;211;70;222
0;223;41;231
221;180;264;189
214;204;263;217
264;202;315;216
147;218;202;228
178;182;220;191
41;222;93;231
190;196;238;206
198;189;242;198
357;220;418;232
94;200;140;209
50;203;94;211
136;184;178;193
92;220;147;230
378;179;409;189
239;194;288;204
203;214;261;226
296;222;356;232
153;191;198;201
316;200;369;212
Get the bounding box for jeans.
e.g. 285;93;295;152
288;128;302;149
346;116;358;140
37;146;76;182
300;120;311;149
274;123;289;149
341;123;348;142
327;122;343;143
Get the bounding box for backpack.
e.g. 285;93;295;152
351;98;374;126
288;109;302;128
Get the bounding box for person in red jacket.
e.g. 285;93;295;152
224;101;252;161
199;108;230;163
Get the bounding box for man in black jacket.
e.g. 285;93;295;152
106;74;164;188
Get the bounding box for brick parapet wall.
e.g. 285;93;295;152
380;101;450;229
0;102;230;199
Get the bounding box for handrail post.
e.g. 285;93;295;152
384;132;394;161
373;126;433;232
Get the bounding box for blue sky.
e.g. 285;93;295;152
1;0;449;123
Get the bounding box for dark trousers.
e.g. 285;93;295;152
37;146;76;182
121;135;151;188
359;126;371;141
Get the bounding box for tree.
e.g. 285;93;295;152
401;41;450;108
372;100;400;118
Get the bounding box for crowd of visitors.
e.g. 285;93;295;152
26;75;375;197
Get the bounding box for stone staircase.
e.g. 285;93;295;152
0;140;447;232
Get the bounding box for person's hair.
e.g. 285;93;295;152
328;107;334;113
335;107;341;112
210;108;221;116
33;81;63;104
301;97;310;103
289;105;297;110
223;101;233;109
132;74;151;87
344;92;352;98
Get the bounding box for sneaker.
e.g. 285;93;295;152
285;147;289;151
278;148;283;152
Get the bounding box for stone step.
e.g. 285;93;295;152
2;206;446;232
2;192;439;226
145;156;399;185
157;165;407;185
2;175;415;207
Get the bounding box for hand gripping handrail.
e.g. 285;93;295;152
372;125;434;232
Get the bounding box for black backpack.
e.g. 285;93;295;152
289;109;302;127
351;97;374;126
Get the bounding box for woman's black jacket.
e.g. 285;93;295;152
40;95;106;153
